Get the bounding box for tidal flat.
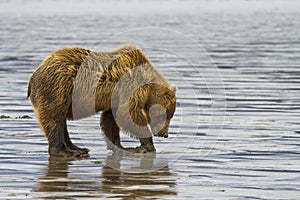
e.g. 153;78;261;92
0;0;299;199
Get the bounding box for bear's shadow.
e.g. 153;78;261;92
34;152;177;199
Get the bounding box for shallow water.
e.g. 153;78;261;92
1;0;300;199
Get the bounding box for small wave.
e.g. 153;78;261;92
0;56;19;62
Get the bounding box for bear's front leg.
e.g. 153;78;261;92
101;109;123;151
124;137;156;153
139;137;156;152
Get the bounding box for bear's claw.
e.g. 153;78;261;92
70;145;90;154
49;146;89;158
123;145;156;154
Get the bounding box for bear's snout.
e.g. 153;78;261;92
162;132;168;138
151;120;170;138
153;131;168;138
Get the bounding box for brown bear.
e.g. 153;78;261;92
27;45;176;157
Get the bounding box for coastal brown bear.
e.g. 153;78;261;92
28;45;176;157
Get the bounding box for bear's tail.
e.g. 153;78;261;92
27;77;31;98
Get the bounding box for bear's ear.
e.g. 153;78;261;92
170;84;177;93
116;102;151;138
128;86;150;127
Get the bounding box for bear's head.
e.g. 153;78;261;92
146;84;176;138
125;83;177;138
112;46;177;138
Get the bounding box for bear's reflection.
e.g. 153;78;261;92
34;156;100;199
35;152;177;199
102;152;177;198
35;156;71;193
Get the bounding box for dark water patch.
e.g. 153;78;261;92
216;64;240;69
186;174;212;178
233;185;299;192
225;97;288;103
281;135;300;139
247;168;300;174
223;150;300;157
185;158;223;163
0;56;19;62
214;172;266;178
230;195;268;200
247;41;300;46
0;67;16;72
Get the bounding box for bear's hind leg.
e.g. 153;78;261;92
101;109;123;151
36;111;81;157
40;118;79;157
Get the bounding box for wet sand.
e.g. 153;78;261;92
0;0;300;199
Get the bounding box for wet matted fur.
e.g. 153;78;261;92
28;45;176;157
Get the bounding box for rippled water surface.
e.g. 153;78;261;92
0;0;300;199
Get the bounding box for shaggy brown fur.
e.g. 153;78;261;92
28;45;176;157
